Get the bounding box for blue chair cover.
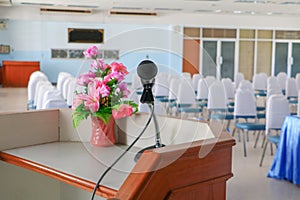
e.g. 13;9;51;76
268;116;300;185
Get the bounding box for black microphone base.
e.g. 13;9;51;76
134;144;165;162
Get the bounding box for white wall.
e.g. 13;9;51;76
1;6;300;29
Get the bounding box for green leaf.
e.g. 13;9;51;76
72;103;90;128
94;107;112;124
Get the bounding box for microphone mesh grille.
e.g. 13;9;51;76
137;60;158;80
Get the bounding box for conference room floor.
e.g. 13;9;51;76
0;87;300;200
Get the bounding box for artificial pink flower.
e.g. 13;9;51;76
110;62;128;75
99;84;110;97
105;71;125;82
83;46;99;58
112;104;133;119
80;81;101;113
118;82;130;98
91;59;107;71
72;94;84;109
77;71;96;86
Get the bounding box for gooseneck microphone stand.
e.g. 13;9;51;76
134;83;165;162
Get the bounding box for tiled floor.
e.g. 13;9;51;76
0;87;300;199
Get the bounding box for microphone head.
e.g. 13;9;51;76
137;60;158;81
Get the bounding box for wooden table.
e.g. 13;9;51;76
0;109;235;199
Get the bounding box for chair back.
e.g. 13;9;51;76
176;78;196;105
222;78;235;100
181;72;191;80
42;89;64;109
196;78;208;100
239;80;253;92
266;94;290;132
277;72;287;91
192;74;202;92
34;80;53;108
205;76;216;89
36;84;55;110
267;76;280;90
66;78;76;107
253;73;267;91
234;72;244;89
153;74;169;98
168;77;181;101
234;89;257;117
27;75;48;102
57;72;72;92
296;73;300;91
62;76;74;100
43;99;69;109
285;78;298;99
207;81;227;110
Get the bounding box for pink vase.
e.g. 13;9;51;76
90;116;116;147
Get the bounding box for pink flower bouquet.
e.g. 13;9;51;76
72;46;138;128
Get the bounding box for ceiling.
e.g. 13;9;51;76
1;0;300;17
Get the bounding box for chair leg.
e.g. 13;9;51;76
238;128;241;142
270;143;274;156
260;140;269;167
226;120;231;130
246;131;250;142
261;134;266;148
243;131;247;157
254;131;261;148
232;127;236;137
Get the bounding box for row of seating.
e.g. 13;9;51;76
27;71;75;110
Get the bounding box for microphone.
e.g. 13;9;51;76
137;60;158;104
135;60;165;162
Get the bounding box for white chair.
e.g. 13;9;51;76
129;72;143;104
62;76;74;100
192;73;202;92
166;77;180;115
36;84;55;110
285;78;298;99
43;99;69;109
207;81;234;128
222;78;235;102
234;88;265;157
296;73;300;91
176;78;201;117
253;73;267;98
205;76;216;89
238;80;253;92
196;78;209;111
181;72;191;80
66;78;76;107
33;80;53;109
267;76;279;89
207;81;227;112
259;94;290;166
234;72;244;89
42;89;64;109
56;72;72;92
277;72;287;92
153;74;169;99
27;72;48;109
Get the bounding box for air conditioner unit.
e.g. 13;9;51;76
40;7;92;15
0;0;12;6
109;9;157;16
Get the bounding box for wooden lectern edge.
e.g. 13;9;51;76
115;131;235;199
0;151;117;199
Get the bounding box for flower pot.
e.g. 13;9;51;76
90;116;116;147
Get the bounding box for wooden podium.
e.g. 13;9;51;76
0;109;235;199
2;61;40;87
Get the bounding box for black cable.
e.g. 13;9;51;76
90;105;154;200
